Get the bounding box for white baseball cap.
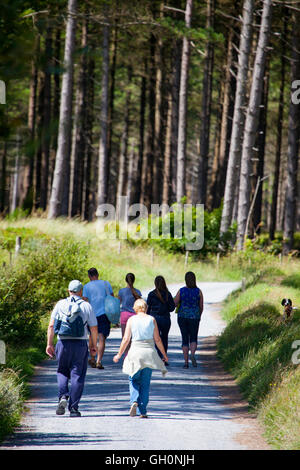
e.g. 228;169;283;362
68;280;83;293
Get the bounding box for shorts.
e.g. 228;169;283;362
177;316;200;347
96;314;111;338
120;311;135;325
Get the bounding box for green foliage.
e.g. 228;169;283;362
0;369;23;441
218;300;300;408
127;205;236;258
252;232;300;255
0;236;89;343
217;273;300;449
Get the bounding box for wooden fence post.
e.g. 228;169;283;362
15;236;21;255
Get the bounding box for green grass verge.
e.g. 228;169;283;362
217;276;300;450
0;340;46;442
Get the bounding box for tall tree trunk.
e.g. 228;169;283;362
213;25;237;209
162;84;173;209
236;0;273;250
83;41;96;221
11;134;21;213
252;64;270;233
176;0;193;203
24;34;40;210
269;5;288;240
48;0;77;219
0;141;7;213
48;27;61;203
197;0;215;204
117;68;132;214
283;9;300;253
106;23;118;204
152;2;164;205
96;20;110;211
269;27;287;240
132;64;147;205
33;71;45;210
40;23;52;211
69;16;88;218
170;39;182;204
219;0;255;239
140;34;156;208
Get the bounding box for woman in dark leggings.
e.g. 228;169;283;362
174;272;204;368
146;276;175;365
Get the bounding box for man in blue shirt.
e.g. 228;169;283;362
82;268;114;369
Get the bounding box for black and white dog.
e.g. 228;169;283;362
281;298;293;322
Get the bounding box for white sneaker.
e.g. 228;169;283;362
56;397;68;415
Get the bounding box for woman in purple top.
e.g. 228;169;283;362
118;273;142;355
174;272;204;368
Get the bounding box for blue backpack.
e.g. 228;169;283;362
54;297;86;337
104;282;120;324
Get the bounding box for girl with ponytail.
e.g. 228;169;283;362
146;276;175;365
118;274;142;353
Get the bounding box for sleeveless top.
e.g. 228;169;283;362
178;287;201;319
130;315;155;341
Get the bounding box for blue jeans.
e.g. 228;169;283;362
129;367;152;415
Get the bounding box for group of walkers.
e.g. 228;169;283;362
46;269;204;418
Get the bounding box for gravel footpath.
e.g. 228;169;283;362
1;282;270;451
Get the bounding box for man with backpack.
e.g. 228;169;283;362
46;280;98;417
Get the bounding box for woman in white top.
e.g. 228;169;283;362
113;299;168;418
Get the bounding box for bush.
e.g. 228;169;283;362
0;369;23;441
127;205;237;258
0;237;89;344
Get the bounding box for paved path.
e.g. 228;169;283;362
1;282;269;450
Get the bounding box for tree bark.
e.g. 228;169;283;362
140;34;156;208
197;0;215;205
40;23;52;211
236;0;273;250
96;19;110;211
252;64;270;234
219;0;255;239
269;5;288;240
106;23;118;204
69;16;88;218
83;41;96;221
48;0;77;219
283;9;300;253
176;0;193;203
132;64;147;205
170;39;182;204
162;85;172;209
117;68;132;215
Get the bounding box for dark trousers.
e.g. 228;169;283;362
153;315;171;358
177;317;200;347
55;339;88;411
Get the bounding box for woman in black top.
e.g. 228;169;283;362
146;276;175;365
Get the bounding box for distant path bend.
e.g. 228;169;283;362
1;282;270;450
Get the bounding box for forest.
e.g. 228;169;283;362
0;0;299;254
